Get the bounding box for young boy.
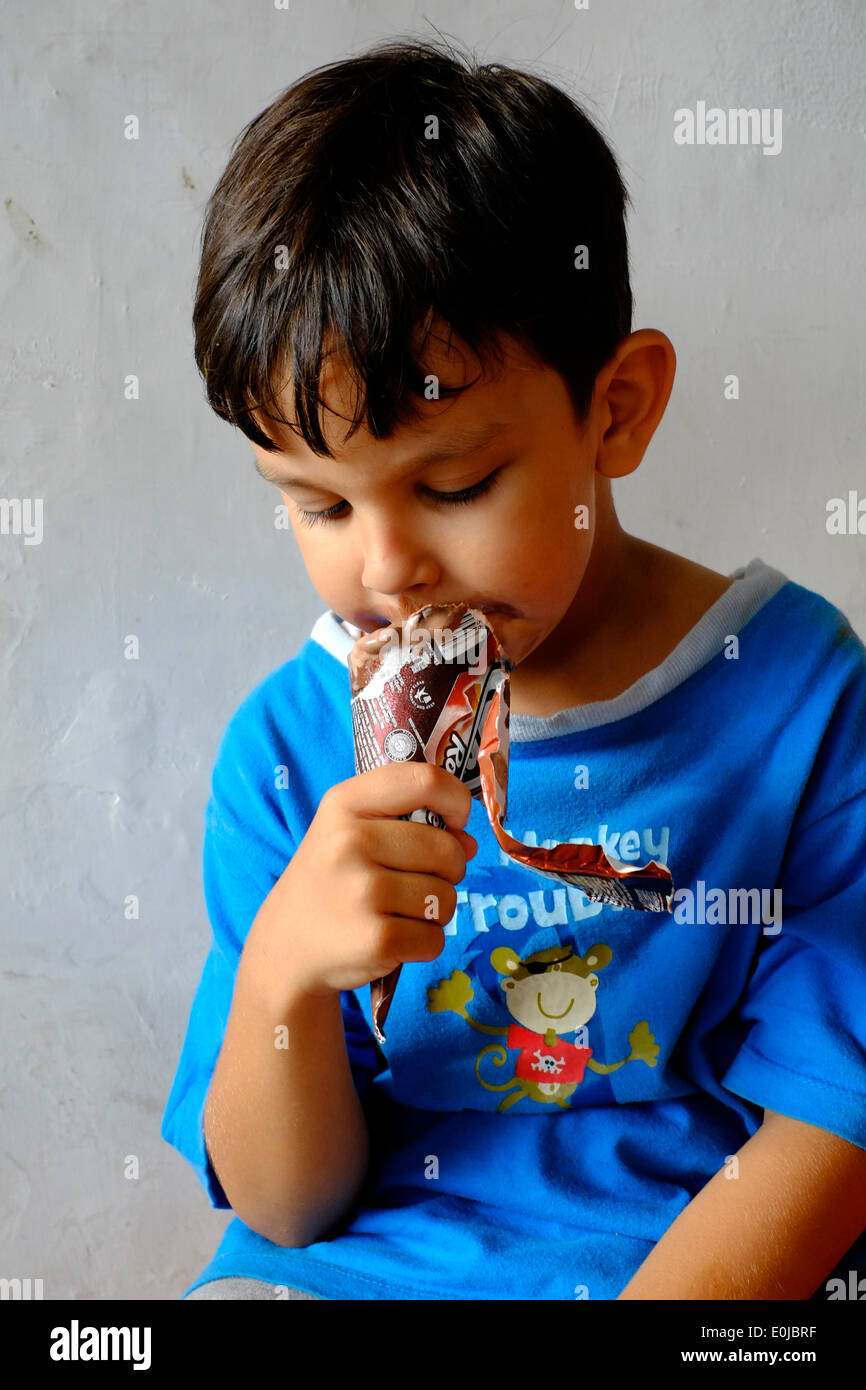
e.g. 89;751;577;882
162;38;866;1301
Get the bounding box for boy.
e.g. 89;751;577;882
162;38;866;1300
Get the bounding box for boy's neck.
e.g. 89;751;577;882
507;522;732;718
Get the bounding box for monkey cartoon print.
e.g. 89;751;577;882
426;941;659;1111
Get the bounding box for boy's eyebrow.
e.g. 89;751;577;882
253;419;513;487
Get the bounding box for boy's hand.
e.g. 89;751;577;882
243;761;477;1008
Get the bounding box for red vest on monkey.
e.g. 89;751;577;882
506;1024;592;1083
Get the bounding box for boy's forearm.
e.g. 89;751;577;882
204;939;370;1248
618;1109;866;1300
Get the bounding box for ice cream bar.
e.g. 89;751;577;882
348;603;674;1043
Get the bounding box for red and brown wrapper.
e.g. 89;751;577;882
349;602;674;1043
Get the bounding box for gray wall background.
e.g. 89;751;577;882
2;0;864;1299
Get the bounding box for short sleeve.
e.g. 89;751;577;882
160;702;386;1209
721;783;866;1150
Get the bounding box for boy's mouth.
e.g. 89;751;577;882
358;601;516;631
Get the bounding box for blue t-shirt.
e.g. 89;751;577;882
161;557;866;1300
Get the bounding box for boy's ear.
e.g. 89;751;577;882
594;329;677;480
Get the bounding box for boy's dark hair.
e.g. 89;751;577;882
193;36;634;457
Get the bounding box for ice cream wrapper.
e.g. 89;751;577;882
349;603;674;1043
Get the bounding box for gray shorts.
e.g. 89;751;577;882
183;1277;322;1300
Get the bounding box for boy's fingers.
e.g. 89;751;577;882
451;827;478;857
346;761;474;830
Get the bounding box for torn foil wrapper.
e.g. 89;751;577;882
348;602;674;1043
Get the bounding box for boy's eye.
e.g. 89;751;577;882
295;468;503;529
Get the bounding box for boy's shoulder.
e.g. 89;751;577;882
638;544;862;668
213;619;350;760
655;546;865;680
754;566;865;676
205;619;353;842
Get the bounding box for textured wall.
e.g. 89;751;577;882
2;0;864;1299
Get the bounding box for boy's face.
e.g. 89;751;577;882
251;322;645;676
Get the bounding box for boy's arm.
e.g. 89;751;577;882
617;1109;866;1300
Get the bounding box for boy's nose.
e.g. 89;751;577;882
359;533;440;609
